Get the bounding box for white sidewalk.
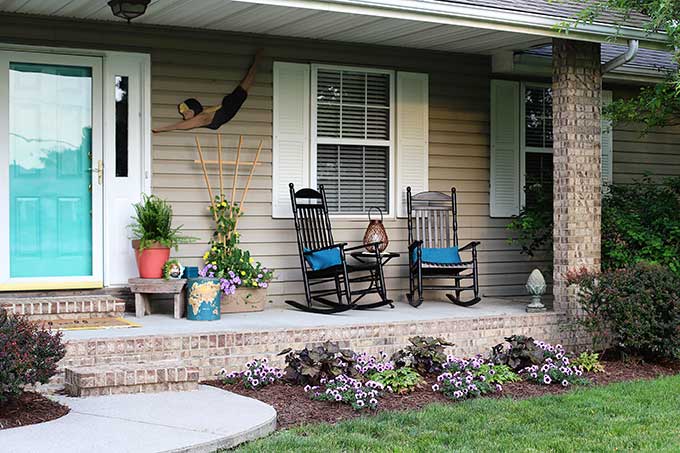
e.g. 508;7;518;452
1;386;276;453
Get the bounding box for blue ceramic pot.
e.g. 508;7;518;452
186;278;221;321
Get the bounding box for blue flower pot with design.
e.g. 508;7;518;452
186;278;221;321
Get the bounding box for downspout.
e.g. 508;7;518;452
601;39;640;73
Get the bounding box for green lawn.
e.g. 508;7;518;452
235;375;680;452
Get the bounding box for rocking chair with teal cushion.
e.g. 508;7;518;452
286;183;393;314
406;187;481;308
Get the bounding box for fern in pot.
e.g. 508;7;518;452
130;194;195;278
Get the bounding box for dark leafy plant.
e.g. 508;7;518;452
368;367;423;394
602;176;680;275
278;342;359;385
391;336;453;375
130;194;196;251
568;263;680;360
507;183;553;258
0;309;66;403
490;335;545;372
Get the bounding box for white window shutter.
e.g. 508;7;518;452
490;80;520;218
601;90;614;186
272;62;310;218
396;71;429;218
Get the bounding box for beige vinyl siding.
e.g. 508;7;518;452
2;16;676;302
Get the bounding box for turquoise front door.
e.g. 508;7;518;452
1;53;103;287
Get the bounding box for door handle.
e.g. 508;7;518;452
88;160;103;185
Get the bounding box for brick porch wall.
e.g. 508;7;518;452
57;312;580;383
552;39;603;317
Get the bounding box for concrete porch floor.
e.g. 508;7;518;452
62;296;547;341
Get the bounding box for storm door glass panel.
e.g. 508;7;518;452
9;63;93;277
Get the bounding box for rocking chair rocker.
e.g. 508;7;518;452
285;183;394;314
406;187;481;308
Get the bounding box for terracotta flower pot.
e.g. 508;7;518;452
132;240;171;279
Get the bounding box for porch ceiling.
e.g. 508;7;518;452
0;0;556;55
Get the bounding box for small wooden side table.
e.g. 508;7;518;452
128;278;187;319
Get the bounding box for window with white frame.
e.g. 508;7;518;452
489;79;612;218
522;84;553;208
313;67;393;214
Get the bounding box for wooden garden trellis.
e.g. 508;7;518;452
193;134;263;243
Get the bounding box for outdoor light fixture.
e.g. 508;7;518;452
108;0;151;23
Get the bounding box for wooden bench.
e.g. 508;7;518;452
128;278;187;319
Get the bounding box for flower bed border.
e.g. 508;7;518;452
205;359;679;430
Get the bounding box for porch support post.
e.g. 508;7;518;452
552;39;602;316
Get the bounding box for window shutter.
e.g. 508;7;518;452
272;62;310;218
396;71;428;218
601;90;614;186
490;80;520;218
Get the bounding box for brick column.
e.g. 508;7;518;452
552;39;602;316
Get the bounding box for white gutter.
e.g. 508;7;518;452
602;39;640;73
233;0;670;48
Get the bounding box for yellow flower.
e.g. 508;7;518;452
249;257;254;263
211;261;217;265
202;252;209;260
221;201;227;207
240;271;246;276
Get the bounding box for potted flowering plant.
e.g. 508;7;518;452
200;195;273;313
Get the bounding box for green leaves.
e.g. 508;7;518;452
368;367;423;394
570;263;680;360
130;194;196;251
570;0;680;131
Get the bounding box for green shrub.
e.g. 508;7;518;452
0;310;65;403
571;352;605;373
507;176;680;275
368;367;423;394
474;363;522;384
506;183;553;258
568;263;680;360
602;176;680;274
391;336;453;375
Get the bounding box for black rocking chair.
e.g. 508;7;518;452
285;183;394;314
406;187;481;308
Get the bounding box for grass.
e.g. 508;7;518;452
234;375;680;452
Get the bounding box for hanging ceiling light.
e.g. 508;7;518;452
108;0;151;23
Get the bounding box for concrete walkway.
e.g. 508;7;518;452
1;386;276;453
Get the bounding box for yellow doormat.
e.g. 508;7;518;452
39;317;142;331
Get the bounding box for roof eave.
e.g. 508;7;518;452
238;0;670;49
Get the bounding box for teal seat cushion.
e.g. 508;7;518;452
304;247;342;271
413;246;461;265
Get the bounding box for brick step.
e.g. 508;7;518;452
64;360;199;397
0;295;125;320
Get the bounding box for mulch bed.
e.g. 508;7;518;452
205;358;680;430
0;392;70;430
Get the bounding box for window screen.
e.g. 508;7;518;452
315;68;391;214
524;86;553;149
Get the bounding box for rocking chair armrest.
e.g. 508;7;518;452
408;240;423;253
345;241;382;252
302;243;347;255
458;241;481;252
